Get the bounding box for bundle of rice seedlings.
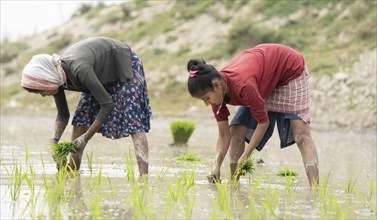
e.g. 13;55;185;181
277;167;298;177
170;120;195;146
236;158;255;176
50;141;76;166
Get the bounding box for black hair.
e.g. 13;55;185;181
187;59;222;96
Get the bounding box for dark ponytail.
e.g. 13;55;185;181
187;59;222;96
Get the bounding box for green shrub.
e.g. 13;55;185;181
170;120;195;146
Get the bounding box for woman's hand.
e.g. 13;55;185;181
234;153;249;178
73;133;88;153
207;167;221;183
237;153;248;166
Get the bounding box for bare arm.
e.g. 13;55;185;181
50;119;67;144
214;120;232;171
207;120;231;183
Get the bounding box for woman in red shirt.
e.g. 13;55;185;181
187;44;319;186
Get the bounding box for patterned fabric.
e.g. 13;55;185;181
72;53;152;139
265;68;310;123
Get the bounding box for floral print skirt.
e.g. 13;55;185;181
72;53;152;139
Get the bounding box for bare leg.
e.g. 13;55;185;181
68;126;88;170
229;125;249;179
131;132;149;176
290;119;319;186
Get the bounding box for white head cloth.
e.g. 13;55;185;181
21;54;66;90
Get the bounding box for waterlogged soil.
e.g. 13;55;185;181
1;110;376;219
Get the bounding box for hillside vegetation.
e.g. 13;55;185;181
1;0;376;129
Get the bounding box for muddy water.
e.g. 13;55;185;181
1;110;376;219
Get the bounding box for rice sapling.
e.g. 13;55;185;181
175;153;201;162
277;167;299;177
50;141;76;167
170;120;195;146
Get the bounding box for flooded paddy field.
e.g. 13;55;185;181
1;111;376;219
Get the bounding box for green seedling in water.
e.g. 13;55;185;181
106;175;115;199
89;164;103;192
50;141;76;167
25;146;30;164
154;167;169;183
277;167;298;177
183;194;195;219
42;173;50;190
344;176;358;194
125;148;135;183
366;178;376;208
131;180;154;219
4;163;23;201
284;176;297;195
182;166;196;192
175;153;201;162
86;150;94;175
261;180;278;218
211;181;232;219
153;157;169;182
40;151;45;171
166;180;180;202
170;120;195;146
357;177;376;208
320;171;331;199
23;171;37;210
47;169;69;204
88;190;103;219
166;172;194;203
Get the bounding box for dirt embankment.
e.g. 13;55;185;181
310;49;376;130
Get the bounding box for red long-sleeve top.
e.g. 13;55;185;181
213;44;305;123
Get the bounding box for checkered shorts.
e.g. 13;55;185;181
265;68;310;123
